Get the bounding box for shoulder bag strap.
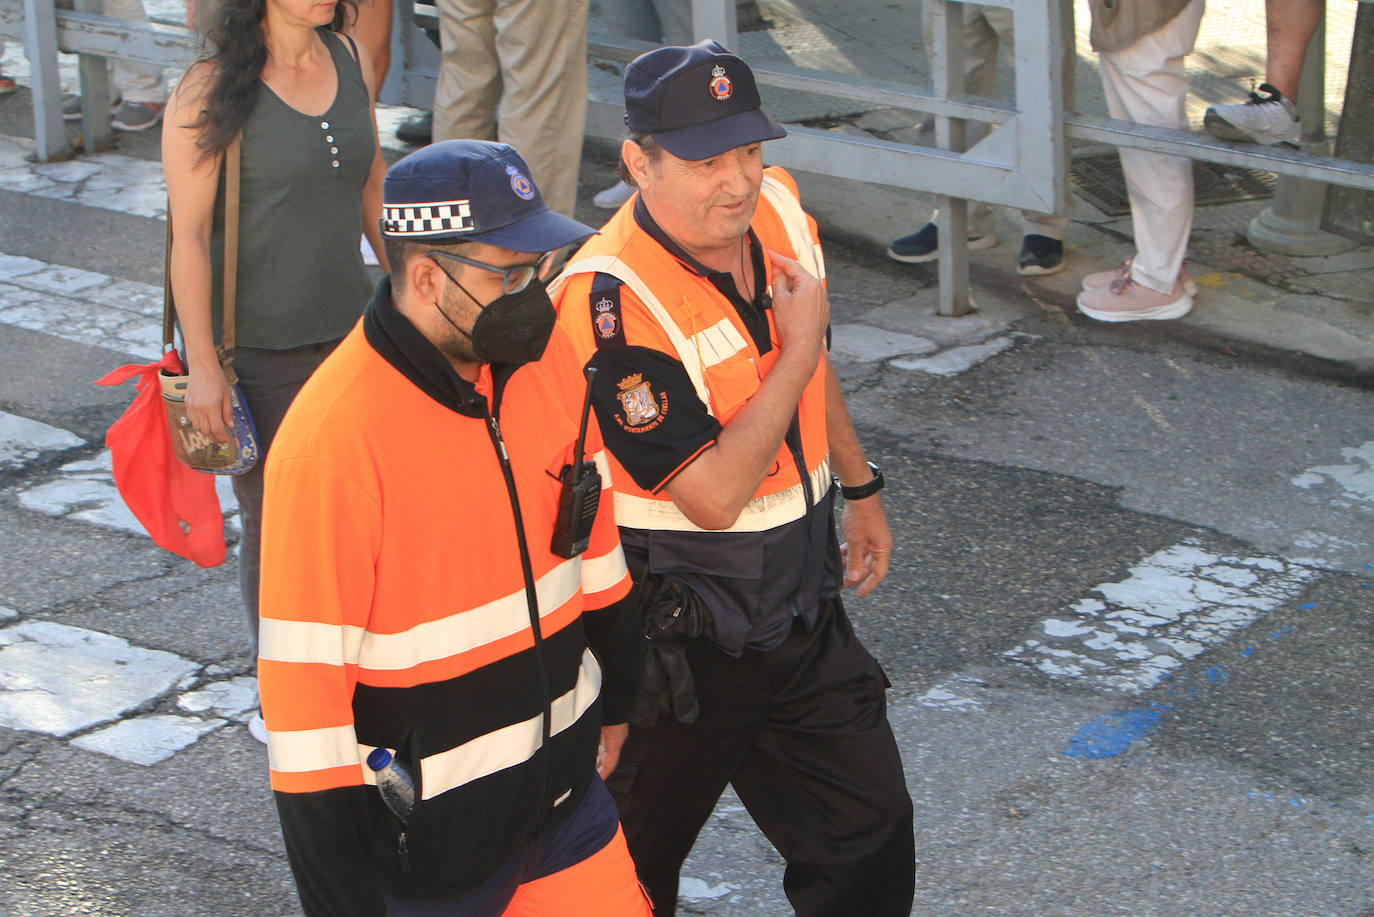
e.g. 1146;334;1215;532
162;134;242;375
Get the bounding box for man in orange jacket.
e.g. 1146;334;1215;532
257;140;651;917
551;40;915;917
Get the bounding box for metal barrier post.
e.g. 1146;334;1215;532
1247;19;1358;255
931;0;973;317
22;0;71;162
74;0;115;154
692;0;738;48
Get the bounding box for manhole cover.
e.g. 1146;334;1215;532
1070;151;1276;216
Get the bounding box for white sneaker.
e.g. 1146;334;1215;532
1076;273;1193;323
1203;83;1300;148
248;712;268;744
593;180;635;210
1082;257;1197;297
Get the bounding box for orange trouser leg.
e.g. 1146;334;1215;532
500;825;652;917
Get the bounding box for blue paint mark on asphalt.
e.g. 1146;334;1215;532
1204;666;1229;684
1240;646;1256;657
1270;628;1291;638
1062;703;1172;759
1298;602;1316;610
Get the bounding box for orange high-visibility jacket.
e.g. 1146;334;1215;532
551;168;841;654
552;167;831;534
256;287;633;910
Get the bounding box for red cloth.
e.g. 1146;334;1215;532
95;352;226;568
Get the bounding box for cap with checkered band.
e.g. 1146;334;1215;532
381;140;594;252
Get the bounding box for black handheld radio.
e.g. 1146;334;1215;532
551;366;602;559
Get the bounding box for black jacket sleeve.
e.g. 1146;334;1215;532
582;591;646;725
274;787;387;917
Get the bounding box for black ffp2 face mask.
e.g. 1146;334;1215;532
437;277;558;366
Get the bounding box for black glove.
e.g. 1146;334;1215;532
629;572;712;727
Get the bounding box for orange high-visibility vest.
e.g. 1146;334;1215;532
552;167;831;535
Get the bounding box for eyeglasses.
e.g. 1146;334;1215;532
426;249;561;295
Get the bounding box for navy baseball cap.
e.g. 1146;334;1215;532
381;140;594;252
624;40;786;161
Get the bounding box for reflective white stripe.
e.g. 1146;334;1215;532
616;456;832;533
592;449;613;488
692;318;748;369
258;619;366;667
417;648;602;800
551;255;714;413
260;557;584;670
267;723;360;774
581;544;629;596
760;175;826;282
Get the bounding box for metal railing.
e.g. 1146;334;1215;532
5;0;1371;315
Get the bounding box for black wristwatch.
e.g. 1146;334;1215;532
837;462;884;500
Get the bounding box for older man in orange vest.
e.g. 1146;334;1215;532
551;40;915;917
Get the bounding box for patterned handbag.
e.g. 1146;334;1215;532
158;135;260;475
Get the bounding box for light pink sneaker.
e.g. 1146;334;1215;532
1076;273;1193;323
1081;257;1196;297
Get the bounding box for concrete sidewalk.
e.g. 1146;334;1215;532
578;0;1373;384
727;0;1373;384
3;0;1368;381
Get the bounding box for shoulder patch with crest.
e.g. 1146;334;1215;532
615;373;668;433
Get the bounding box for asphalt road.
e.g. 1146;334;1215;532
0;98;1371;917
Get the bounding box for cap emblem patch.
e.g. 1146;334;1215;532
708;64;733;101
506;165;536;200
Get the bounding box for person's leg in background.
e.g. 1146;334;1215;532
103;0;168;130
888;2;1002;263
60;0;168;128
1078;0;1205;322
433;0;501;145
1203;0;1320;146
491;0;588;217
1011;0;1077;275
228;340;340;742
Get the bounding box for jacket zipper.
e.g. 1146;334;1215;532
484;402;555;827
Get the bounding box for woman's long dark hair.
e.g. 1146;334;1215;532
189;0;357;161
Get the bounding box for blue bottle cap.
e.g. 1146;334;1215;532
366;747;392;772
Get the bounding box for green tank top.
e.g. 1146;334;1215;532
211;29;374;350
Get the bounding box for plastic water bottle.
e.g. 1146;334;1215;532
366;748;415;823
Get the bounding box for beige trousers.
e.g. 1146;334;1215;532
921;0;1077;239
1097;0;1205;293
433;0;588;217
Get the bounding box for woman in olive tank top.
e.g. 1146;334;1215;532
162;0;387;736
